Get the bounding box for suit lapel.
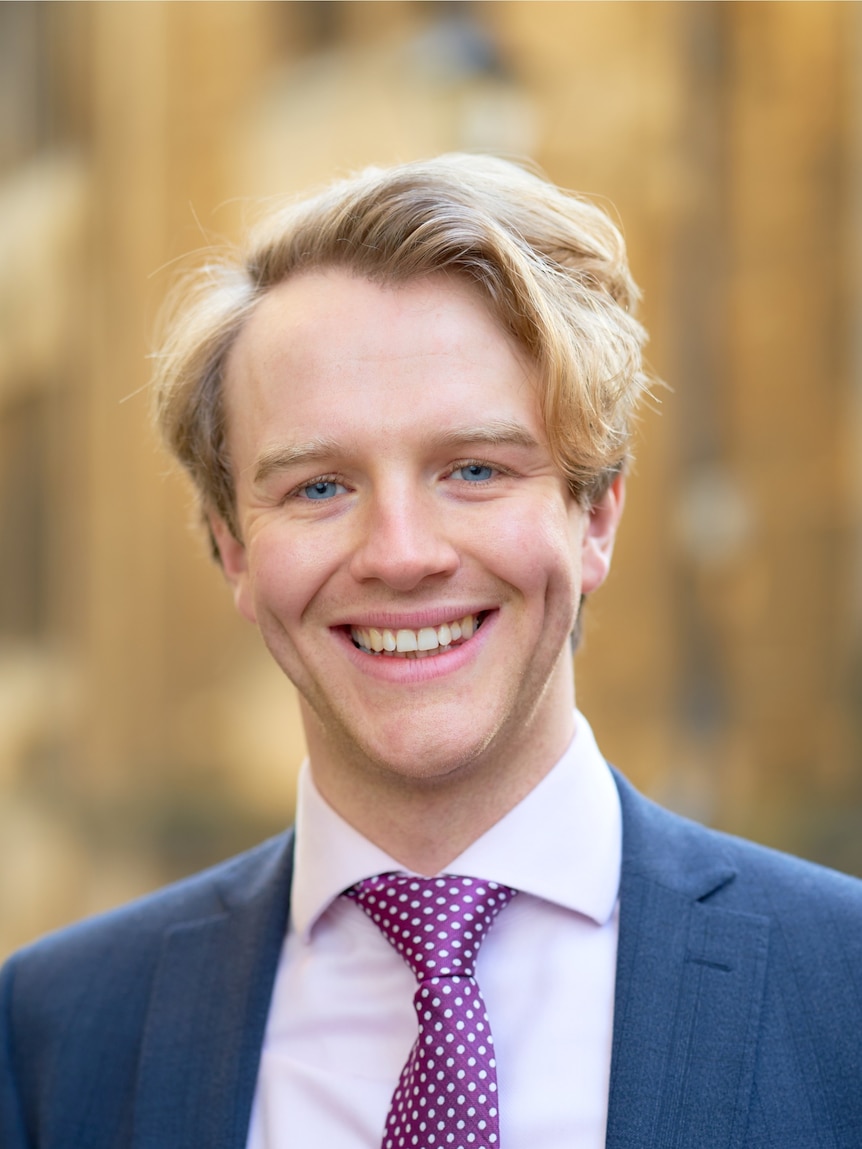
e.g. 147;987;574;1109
606;774;769;1149
131;832;294;1149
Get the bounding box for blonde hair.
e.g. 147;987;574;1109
153;154;649;544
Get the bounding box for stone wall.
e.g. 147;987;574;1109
1;1;860;958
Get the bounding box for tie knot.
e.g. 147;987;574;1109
345;872;517;982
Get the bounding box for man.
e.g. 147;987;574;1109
2;155;861;1149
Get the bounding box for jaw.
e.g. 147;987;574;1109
293;603;576;793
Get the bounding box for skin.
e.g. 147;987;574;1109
212;269;624;873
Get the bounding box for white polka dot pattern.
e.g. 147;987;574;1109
345;873;517;1149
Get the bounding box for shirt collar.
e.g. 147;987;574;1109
290;710;621;941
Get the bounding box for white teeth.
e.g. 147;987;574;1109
417;627;439;651
395;629;418;652
350;612;483;656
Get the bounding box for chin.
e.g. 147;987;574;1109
327;708;497;789
371;728;484;778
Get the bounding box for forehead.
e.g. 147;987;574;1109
230;269;523;375
223;270;541;448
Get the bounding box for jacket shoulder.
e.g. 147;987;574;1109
615;766;862;945
1;829;294;1026
611;770;862;1145
1;832;294;1148
10;830;292;965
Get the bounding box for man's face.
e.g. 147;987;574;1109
214;269;622;794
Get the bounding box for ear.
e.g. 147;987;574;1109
208;512;257;624
580;472;626;595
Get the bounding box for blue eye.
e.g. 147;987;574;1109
300;479;344;500
454;463;494;482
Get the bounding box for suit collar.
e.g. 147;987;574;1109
607;771;769;1149
614;769;739;897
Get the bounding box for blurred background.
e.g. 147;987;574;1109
2;0;862;960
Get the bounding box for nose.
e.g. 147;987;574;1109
348;489;460;591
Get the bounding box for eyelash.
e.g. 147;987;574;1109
444;459;507;483
287;473;345;500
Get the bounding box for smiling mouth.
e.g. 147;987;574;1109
349;612;487;659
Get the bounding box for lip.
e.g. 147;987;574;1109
333;609;497;682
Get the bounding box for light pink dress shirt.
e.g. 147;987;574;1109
246;712;621;1149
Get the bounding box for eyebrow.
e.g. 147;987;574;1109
431;421;540;452
252;438;344;486
251;420;541;486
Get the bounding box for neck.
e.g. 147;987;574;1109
303;689;576;875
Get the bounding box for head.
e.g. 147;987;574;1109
153;153;649;552
153;156;650;809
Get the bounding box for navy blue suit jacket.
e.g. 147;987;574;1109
2;771;862;1148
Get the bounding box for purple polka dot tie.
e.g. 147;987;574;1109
345;873;517;1149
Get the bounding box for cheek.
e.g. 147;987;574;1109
474;503;581;600
246;528;337;623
